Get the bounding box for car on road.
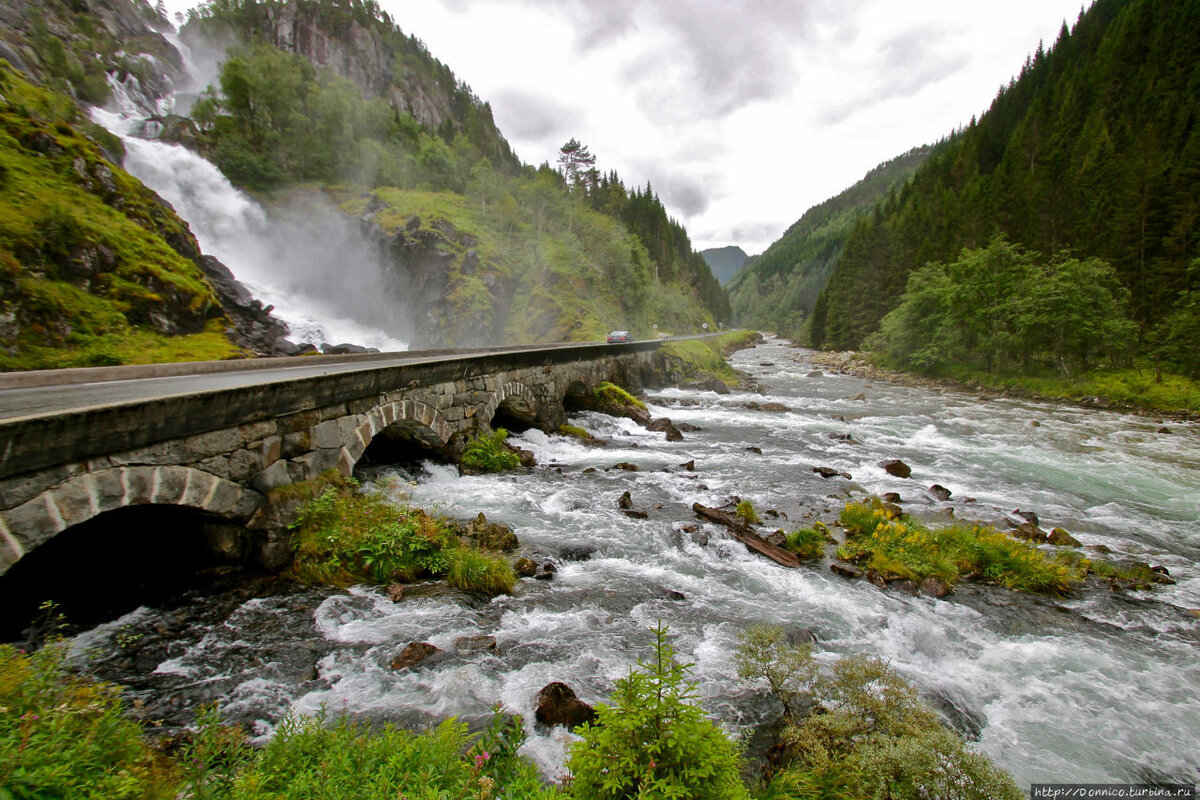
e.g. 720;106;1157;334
606;330;631;343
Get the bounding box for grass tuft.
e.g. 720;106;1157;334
460;428;522;473
837;499;1086;593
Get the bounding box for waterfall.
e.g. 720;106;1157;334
90;35;410;352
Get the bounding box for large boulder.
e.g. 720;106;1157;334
464;513;519;552
879;459;912;478
535;682;596;729
390;641;443;670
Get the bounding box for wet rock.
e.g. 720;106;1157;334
806;371;823;377
759;362;775;367
517;449;537;468
882;492;902;504
647;417;671;432
465;513;519;552
847;393;866;401
1048;527;1082;547
746;446;763;454
1157;426;1171;434
611;462;639;471
559;544;596;561
514;558;538;577
622;509;649;519
679;460;695;471
892;579;920;595
1013;510;1040;527
1150;565;1170;576
678;423;702;432
1086;544;1113;554
758;402;790;412
830;563;862;579
582;467;597;474
826;432;857;443
385;583;406;603
1010;522;1049;543
928;484;953;501
1031;420;1041;427
813;466;851;480
882;502;904;518
664;422;684;442
617;491;633;509
699;377;731;394
919;577;950;598
390;641;442;671
665;590;687;601
879;459;912;478
765;530;786;547
455;635;497;654
535;562;557;580
535;682;596;729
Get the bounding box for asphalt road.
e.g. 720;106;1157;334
0;342;629;422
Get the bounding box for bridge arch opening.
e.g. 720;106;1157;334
563;379;591;415
356;426;449;475
0;505;253;643
490;395;538;433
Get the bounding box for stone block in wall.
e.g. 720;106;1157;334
238;421;276;443
337;447;355;476
178;428;245;463
124;467;156;506
347;396;378;415
251;460;293;494
195;454;232;480
444;406;465;422
0;524;24;574
181;471;220;509
3;495;64;550
316;403;347;422
92;469;126;510
47;478;96;528
291;448;341;481
277;410;321;434
312;419;344;450
151;466;190;505
258;435;282;465
0;464;83;510
282;430;311;459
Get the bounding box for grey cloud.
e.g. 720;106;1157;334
653;174;712;217
489;88;577;141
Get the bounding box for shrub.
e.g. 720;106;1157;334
736;499;761;525
0;643;176;799
292;480;458;586
837;500;1085;594
566;622;750;800
734;629;1024;800
223;710;556;799
461;428;522;473
446;547;516;595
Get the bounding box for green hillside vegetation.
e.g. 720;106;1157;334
0;62;240;370
184;0;728;342
729;145;932;340
810;0;1200;386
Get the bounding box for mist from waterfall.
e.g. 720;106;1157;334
91;34;410;352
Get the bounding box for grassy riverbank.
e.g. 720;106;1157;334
657;329;762;387
809;350;1200;418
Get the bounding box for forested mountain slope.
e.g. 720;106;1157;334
728;145;932;340
810;0;1199;378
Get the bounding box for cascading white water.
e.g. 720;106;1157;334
90;35;409;352
70;338;1200;789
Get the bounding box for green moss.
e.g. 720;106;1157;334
659;330;761;387
461;428;522;473
0;63;241;371
557;424;593;441
837;499;1086;594
593;381;646;411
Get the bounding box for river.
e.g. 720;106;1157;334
69;338;1200;788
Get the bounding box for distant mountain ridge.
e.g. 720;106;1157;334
728;145;933;339
700;246;749;285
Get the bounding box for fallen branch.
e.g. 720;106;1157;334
692;503;801;568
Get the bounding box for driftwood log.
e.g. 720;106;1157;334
692;503;801;568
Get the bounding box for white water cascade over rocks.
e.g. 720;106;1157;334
90;36;409;352
69;339;1200;788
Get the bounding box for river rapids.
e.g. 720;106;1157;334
68;339;1200;788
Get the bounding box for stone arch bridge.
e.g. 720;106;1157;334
0;342;664;579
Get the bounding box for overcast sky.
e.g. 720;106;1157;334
164;0;1088;255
